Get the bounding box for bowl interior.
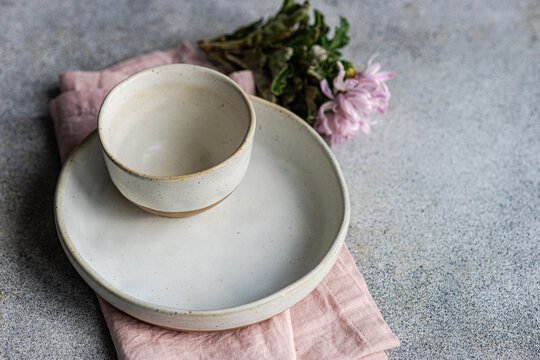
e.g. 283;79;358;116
99;65;252;177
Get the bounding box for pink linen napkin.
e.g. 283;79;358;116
50;42;399;360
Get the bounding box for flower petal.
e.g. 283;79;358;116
333;62;347;91
360;121;371;134
374;71;395;81
315;101;335;135
320;79;334;99
367;53;379;66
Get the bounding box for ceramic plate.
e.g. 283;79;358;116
55;96;350;331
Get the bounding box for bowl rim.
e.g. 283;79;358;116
97;63;256;181
55;96;350;322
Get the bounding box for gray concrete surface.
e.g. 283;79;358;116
0;0;538;359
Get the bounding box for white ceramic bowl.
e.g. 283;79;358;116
98;64;256;217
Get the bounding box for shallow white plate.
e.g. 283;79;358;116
55;96;350;331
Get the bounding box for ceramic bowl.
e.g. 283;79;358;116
97;64;256;217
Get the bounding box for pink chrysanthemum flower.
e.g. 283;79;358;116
314;55;394;146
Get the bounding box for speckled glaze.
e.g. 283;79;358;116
55;97;350;331
97;64;256;216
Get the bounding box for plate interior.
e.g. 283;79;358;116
58;99;345;311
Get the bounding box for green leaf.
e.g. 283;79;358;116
280;79;301;105
268;47;293;77
320;17;349;55
254;69;275;102
261;3;310;46
313;9;329;36
286;29;319;47
224;19;264;40
307;65;326;81
278;0;296;14
286;9;328;47
330;17;350;50
271;65;292;96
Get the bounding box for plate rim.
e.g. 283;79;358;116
54;95;350;323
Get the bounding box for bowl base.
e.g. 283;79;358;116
128;192;232;218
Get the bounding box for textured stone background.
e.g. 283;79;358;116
0;0;539;359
